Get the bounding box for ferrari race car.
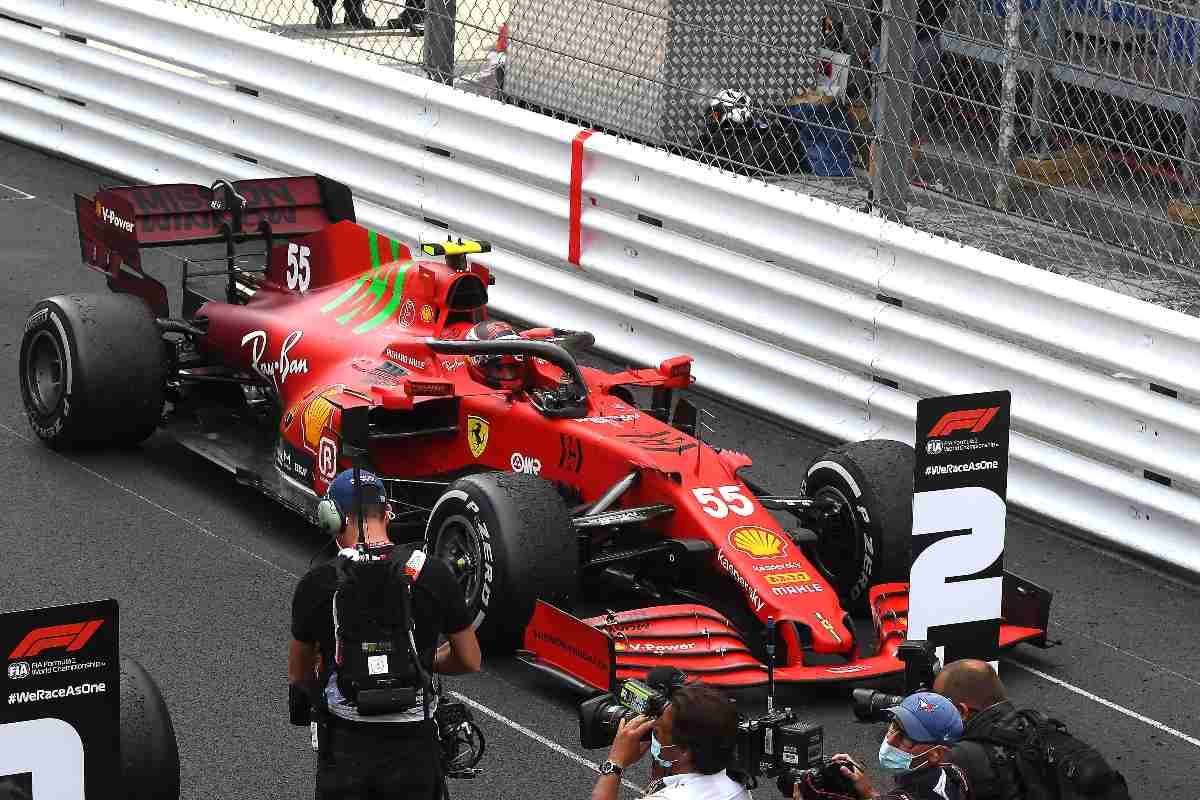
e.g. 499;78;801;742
19;175;1051;690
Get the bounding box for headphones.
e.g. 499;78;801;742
316;494;348;537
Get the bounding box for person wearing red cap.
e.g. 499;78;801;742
807;691;972;800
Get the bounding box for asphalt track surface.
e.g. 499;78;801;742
0;138;1198;799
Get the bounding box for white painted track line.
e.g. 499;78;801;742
1007;659;1200;749
451;692;644;794
0;181;35;200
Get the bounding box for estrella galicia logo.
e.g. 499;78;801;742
7;661;30;680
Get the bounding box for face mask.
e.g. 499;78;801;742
878;740;935;775
650;732;675;769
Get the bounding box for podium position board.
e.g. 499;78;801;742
908;392;1011;666
0;600;119;798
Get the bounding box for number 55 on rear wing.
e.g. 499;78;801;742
74;174;356;317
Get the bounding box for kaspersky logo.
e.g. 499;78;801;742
9;621;104;660
94;200;135;234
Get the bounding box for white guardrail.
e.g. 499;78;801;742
2;0;1200;574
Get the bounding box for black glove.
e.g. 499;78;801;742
289;683;312;726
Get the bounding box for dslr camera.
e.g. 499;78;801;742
579;670;824;797
850;640;940;723
791;757;863;800
579;677;673;748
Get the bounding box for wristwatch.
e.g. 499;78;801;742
599;760;624;777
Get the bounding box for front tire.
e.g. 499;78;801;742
425;472;578;651
803;439;914;608
19;294;166;448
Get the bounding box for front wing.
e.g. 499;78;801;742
519;578;1049;690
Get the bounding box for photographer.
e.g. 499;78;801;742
288;468;481;799
810;692;970;800
933;660;1129;800
593;684;751;800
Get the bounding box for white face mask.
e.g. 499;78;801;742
651;732;677;768
879;739;938;775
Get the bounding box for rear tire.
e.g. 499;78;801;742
425;472;578;651
19;294;166;448
120;656;180;800
803;439;914;609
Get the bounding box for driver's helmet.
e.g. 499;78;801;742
464;320;525;390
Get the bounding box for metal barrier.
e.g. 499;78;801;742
167;0;1200;317
2;0;1200;575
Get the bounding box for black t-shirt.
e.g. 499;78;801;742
291;545;472;682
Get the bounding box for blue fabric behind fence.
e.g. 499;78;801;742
785;103;854;177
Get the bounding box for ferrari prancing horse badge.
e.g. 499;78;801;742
467;416;490;458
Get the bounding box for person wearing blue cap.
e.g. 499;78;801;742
819;692;972;800
289;468;481;799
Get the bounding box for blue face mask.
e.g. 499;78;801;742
650;732;676;769
878;740;933;775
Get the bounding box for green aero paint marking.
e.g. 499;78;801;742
368;229;382;270
319;230;413;334
353;261;413;334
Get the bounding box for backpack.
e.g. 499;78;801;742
965;709;1130;800
331;548;430;716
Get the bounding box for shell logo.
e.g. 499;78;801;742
728;526;788;559
302;387;343;451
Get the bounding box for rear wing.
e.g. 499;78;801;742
75;175;355;317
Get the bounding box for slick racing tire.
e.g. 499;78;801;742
803;439;914;609
120;656;180;800
19;294;167;449
426;472;578;651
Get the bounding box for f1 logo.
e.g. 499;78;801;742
927;407;999;438
9;620;103;659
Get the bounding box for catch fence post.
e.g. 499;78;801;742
424;0;456;85
872;0;918;222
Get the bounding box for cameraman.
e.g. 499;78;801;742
593;684;750;800
932;659;1128;800
814;692;970;800
288;469;481;799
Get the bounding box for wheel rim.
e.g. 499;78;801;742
810;484;866;597
26;330;66;415
434;514;484;610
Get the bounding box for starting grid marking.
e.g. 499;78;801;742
0;182;36;201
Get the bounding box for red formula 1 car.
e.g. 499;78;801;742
19;175;1051;689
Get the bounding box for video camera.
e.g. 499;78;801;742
578;664;825;797
850;640;940;723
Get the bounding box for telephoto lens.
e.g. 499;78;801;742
851;689;905;722
578;694;642;750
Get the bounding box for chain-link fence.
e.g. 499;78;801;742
171;0;1200;314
